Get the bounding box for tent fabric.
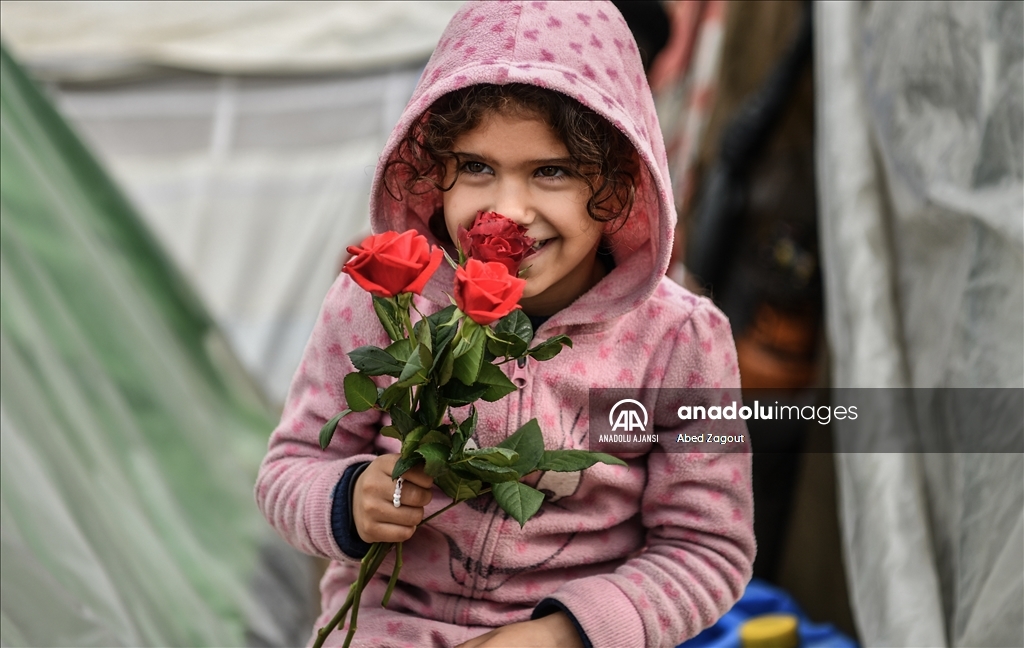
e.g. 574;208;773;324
0;1;463;81
1;3;454;408
42;68;423;407
815;2;1023;646
0;45;316;646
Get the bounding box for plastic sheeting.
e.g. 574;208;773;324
815;2;1023;646
42;67;423;407
0;45;316;646
0;1;464;80
0;2;459;408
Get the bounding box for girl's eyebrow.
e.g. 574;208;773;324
454;151;574;167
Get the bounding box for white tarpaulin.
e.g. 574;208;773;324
0;1;463;80
815;2;1023;646
1;1;463;406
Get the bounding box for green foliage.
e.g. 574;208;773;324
487;310;534;358
318;409;351;449
372;296;404;342
380;425;402;441
343;373;377;412
462;446;519;466
464;459;519;482
436;472;482;501
527;334;573;361
396;344;431;387
400;426;428;459
492;481;545;527
498;419;545;476
415;443;450;478
475;363;517;402
536;449;627;472
349;346;405;376
451;323;486;385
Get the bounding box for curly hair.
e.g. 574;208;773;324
383;83;639;233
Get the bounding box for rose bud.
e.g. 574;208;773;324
457;211;535;276
454;259;526;325
343;230;443;298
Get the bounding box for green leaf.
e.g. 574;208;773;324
452;325;486;385
492;481;545;527
379;383;409;411
498;418;545;476
415;443;450;478
389;407;417;435
396;344;430;387
463;446;519;467
437;351;455;386
536;449;627;472
391;453;422;479
413;318;433;352
476;363;517;402
458;405;478;438
436;472;483;501
417;381;441;428
464;459;520;482
348;346;405;376
451;406;477;457
430;319;459;374
441;379;488;406
489;310;533;357
385;338;415;363
527;335;573;361
343;373;377;412
372;296;404;342
380;425;402;441
401;426;428;459
318;409;351;449
452;320;481;358
419;429;452;448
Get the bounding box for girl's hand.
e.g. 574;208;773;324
353;454;433;543
455;613;584;648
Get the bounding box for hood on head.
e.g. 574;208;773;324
369;0;676;329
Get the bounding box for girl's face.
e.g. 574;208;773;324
442;112;605;316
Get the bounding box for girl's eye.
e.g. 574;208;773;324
462;161;491;175
536;166;566;178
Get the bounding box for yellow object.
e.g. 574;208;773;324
739;614;800;648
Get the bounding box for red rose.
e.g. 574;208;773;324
454;259;526;325
457;211;535;276
343;230;443;297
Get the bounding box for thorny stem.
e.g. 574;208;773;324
312;580;356;648
343;543;391;648
381;542;403;607
421;487;492;525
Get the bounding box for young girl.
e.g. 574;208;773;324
256;2;754;646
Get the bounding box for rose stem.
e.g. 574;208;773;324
313;543;376;648
381;542;403;607
342;543;392;648
420;488;491;525
312;581;356;648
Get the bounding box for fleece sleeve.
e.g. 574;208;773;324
255;274;389;562
542;298;756;647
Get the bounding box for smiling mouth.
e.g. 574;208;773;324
528;239;552;255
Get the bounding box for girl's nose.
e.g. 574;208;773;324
494;183;534;226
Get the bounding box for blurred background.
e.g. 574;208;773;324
1;1;1020;647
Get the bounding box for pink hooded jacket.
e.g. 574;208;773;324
256;2;754;646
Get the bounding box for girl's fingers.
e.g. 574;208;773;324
400;464;434;490
366;521;419;543
396;481;432;508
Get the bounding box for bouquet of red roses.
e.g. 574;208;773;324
313;212;623;647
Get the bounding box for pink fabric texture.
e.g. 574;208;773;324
255;2;755;646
